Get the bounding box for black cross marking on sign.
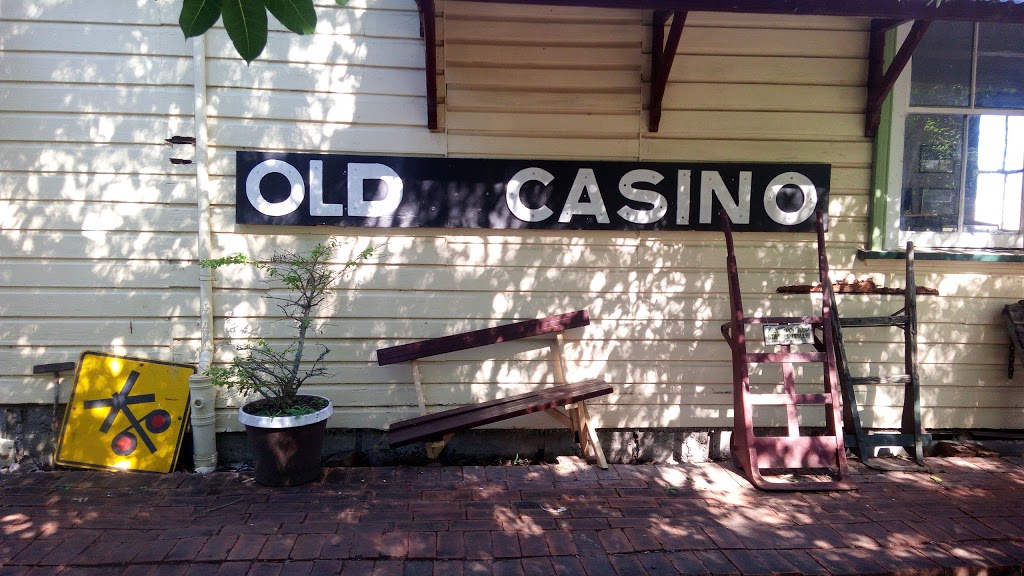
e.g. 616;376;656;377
83;370;159;454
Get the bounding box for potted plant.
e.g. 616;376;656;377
201;240;373;486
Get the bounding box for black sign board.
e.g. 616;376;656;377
235;152;830;232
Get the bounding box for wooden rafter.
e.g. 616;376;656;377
417;0;1022;136
649;10;686;133
416;0;439;131
864;19;931;138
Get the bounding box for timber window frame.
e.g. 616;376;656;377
880;21;1024;251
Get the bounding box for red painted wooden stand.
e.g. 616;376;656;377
720;211;853;491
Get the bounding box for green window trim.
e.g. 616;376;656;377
869;28;897;251
859;248;1024;262
866;27;1024;263
871;23;1024;252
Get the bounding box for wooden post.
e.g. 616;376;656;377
413;360;427;416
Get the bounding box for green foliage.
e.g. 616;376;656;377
222;0;269;63
266;0;318;35
177;0;349;63
179;0;223;38
200;253;250;269
203;240;374;414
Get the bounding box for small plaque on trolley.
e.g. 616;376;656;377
763;324;814;346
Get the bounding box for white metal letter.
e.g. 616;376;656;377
699;171;751;224
348;163;403;217
764;172;818;225
506;167;555;222
676;169;691;225
246;159;304;217
617;169;667;224
309;160;344;216
559;169;610;223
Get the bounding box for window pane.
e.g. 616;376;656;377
1007;117;1024;172
901;114;964;232
910;21;973;107
976;23;1024;109
965;115;1024;232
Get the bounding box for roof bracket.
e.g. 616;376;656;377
649;10;686;133
865;19;931;138
416;0;439;131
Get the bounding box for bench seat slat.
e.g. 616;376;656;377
387;379;612;448
377;310;590;365
388;379;607;433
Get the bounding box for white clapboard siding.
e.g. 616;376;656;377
5;2;1024;435
1;201;198;232
0;83;193;116
3;22;190;57
0;113;194;146
206;61;428;97
0;52;194;87
0;232;198;261
210;120;448;155
0;261;198;289
205;31;426;68
444;0;640;152
0;1;196;403
209;88;429;126
0;290;199;318
446;1;637;22
1;319;196;348
0;143;195;176
0;174;196;204
1;0;178;24
668;55;867;86
681;13;868;31
445;67;641;91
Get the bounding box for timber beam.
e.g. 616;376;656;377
649;10;686;133
865;19;931;138
416;0;439;132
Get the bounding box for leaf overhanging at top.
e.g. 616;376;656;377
179;0;223;37
266;0;318;35
222;0;269;63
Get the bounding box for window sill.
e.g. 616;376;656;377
858;248;1024;262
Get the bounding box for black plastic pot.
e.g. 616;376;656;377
238;396;333;487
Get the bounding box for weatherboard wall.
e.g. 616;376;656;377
2;0;1023;435
0;0;200;405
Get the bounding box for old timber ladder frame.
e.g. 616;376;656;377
721;211;852;491
829;245;928;470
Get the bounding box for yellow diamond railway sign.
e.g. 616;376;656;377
56;352;195;473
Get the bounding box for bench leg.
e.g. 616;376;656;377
425;433;453;459
548;404;608;469
545;408;573;428
576;400;608;469
565;403;588;454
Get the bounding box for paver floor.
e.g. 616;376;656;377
2;457;1024;575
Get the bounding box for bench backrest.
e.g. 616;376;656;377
376;309;590;365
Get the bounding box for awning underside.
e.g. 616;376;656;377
414;0;1024;134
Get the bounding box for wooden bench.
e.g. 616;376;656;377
376;310;612;468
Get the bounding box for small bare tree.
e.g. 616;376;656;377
201;240;374;416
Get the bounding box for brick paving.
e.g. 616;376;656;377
2;457;1024;575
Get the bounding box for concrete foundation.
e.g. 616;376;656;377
0;405;64;471
216;428;722;468
2;403;1023;473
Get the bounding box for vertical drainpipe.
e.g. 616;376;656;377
189;33;218;473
